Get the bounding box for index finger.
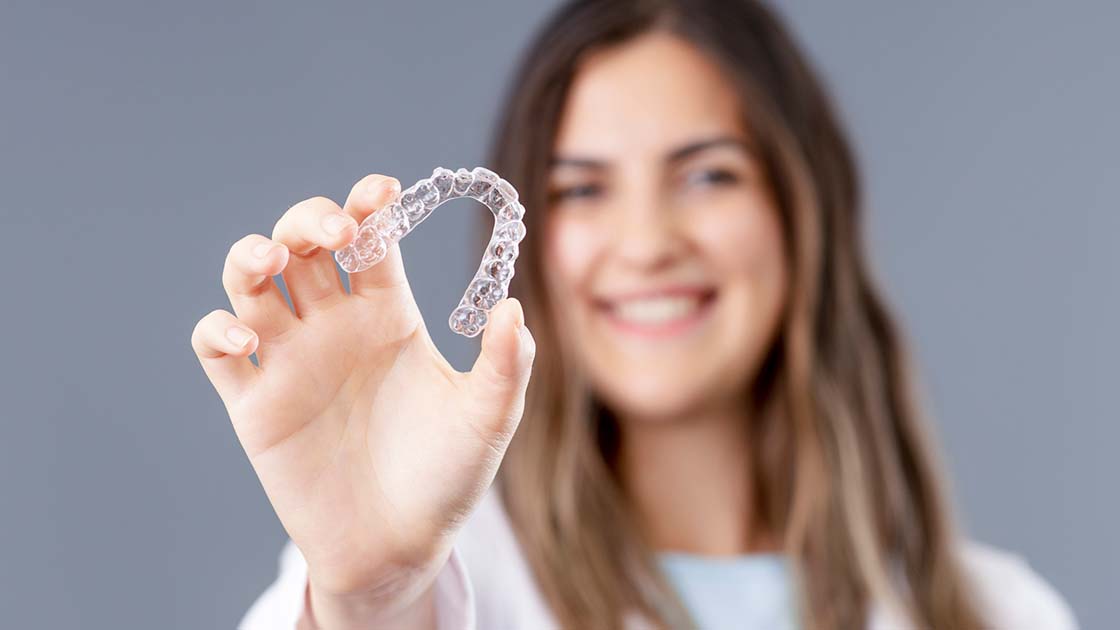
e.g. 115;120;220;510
339;174;413;295
342;174;401;223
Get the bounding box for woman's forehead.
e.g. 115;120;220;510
554;31;746;161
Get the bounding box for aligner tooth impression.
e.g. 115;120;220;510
333;166;526;338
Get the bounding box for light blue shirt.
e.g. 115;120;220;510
658;552;798;630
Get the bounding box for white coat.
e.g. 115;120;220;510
240;490;1077;629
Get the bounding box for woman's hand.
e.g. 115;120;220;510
190;174;535;628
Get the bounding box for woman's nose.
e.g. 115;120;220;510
610;192;687;271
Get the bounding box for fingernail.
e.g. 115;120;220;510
252;242;274;258
322;213;352;235
226;327;255;348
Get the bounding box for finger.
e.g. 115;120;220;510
341;176;412;296
463;298;536;446
341;174;401;223
348;242;412;296
222;234;297;340
272;196;356;316
191;309;260;402
340;174;411;296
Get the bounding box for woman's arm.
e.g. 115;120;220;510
240;541;476;630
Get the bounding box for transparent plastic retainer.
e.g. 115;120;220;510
333;167;526;338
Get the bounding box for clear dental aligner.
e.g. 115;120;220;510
334;166;527;338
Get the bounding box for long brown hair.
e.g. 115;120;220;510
485;1;983;628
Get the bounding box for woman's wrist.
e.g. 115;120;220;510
301;547;451;630
303;577;438;630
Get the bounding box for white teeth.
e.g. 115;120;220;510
611;296;701;325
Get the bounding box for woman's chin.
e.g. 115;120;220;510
598;380;711;425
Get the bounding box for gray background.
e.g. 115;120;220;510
0;1;1115;627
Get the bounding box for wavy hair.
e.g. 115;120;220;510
485;1;983;628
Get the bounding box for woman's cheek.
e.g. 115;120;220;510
692;197;785;277
691;198;789;352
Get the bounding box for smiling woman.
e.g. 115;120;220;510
194;1;1078;629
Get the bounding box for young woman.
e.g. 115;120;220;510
191;1;1076;628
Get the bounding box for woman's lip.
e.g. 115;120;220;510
592;285;716;305
596;290;717;339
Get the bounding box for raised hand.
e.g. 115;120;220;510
191;174;535;627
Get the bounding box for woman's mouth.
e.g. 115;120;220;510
596;287;717;338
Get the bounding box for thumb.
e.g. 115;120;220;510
464;298;536;439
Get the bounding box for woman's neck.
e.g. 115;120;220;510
616;405;778;556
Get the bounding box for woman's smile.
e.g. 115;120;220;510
593;285;718;339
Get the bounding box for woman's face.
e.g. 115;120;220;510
544;32;788;422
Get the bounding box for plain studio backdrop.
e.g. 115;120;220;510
0;1;1115;628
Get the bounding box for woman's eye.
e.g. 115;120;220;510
550;183;603;203
685;168;739;187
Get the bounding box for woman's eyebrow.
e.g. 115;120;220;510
664;136;750;165
549;155;607;170
550;136;748;171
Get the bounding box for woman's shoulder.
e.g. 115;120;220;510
867;541;1077;630
454;499;1081;630
956;540;1077;630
